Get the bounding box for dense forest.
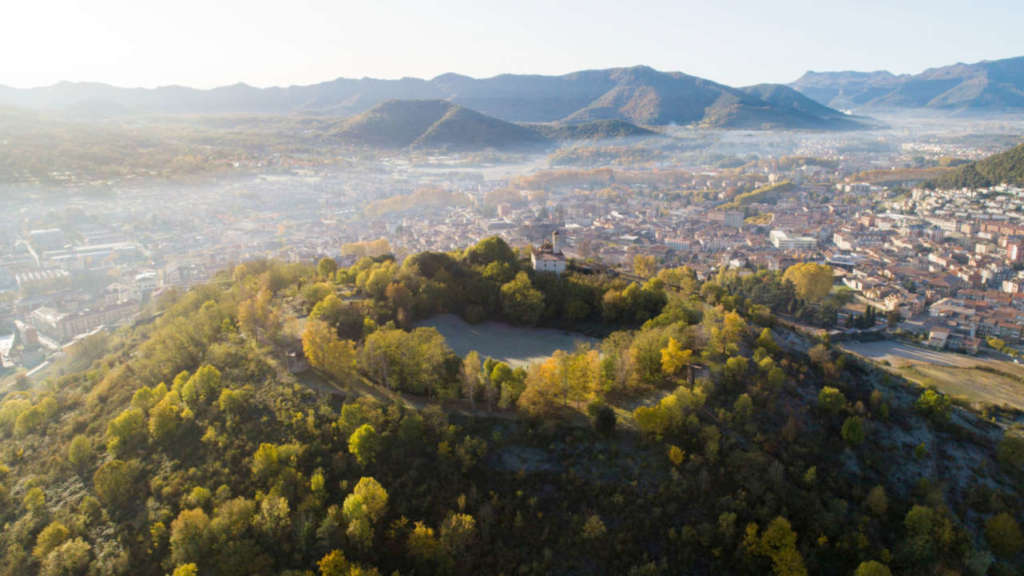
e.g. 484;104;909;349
931;143;1024;189
1;237;1022;575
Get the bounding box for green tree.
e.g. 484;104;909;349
149;391;189;446
985;512;1023;558
343;477;388;549
440;512;477;554
67;435;92;475
756;327;779;354
318;550;350;576
170;508;210;566
254;495;291;542
348;424;380;467
180;365;223;411
105;407;147;457
318;257;339;278
841;416;866;446
915;389;951;422
39;538;91;576
817;386;847;415
33;521;69;559
865;485;887;516
93;459;144;512
465;236;516;266
500;272;545;326
587;401;616;437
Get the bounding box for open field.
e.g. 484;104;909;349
417;314;598;368
841;340;1024;410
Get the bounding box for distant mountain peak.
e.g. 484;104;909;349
0;66;868;131
791;55;1024;111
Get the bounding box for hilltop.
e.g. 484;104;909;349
330;99;651;151
0;241;1021;575
792;55;1024;111
0;66;869;131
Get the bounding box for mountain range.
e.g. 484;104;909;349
791;55;1024;111
0;66;866;131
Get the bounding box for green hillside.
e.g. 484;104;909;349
0;240;1021;575
931;142;1024;188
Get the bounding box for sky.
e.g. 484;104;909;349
3;0;1023;89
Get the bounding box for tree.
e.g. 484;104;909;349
105;407;147;457
915;389;951;422
722;311;748;351
853;560;892;576
517;352;567;417
866;485;887;516
733;393;754;423
841;416;866;446
465;236;516;266
303;319;358;383
180;365;223;411
985;512;1023;558
310;293;345;327
634;254;657;278
440;512;476;554
67;435;92;475
817;386;847;415
39;538;91;576
170;508;210;566
93;459;144;512
587;401;616;437
500;272;545;325
172;564;199;576
33;521;70;559
744;516;807;576
723;356;750;391
149;391;189;446
582;514;607;540
660;337;693;377
254;495;291;542
23;486;46;515
460;351;483;407
998;430;1024;472
318;257;338;279
667;445;686;466
756;327;779;355
343;477;388;549
407;521;445;569
348;424;380;467
903;505;946;563
783;262;834;303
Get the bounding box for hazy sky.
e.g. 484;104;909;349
4;0;1023;89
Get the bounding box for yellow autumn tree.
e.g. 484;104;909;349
782;263;834;303
660;337;693;376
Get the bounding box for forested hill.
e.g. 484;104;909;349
930;142;1024;189
0;238;1022;576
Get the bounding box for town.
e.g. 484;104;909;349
2;119;1024;381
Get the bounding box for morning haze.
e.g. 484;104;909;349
1;2;1023;576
